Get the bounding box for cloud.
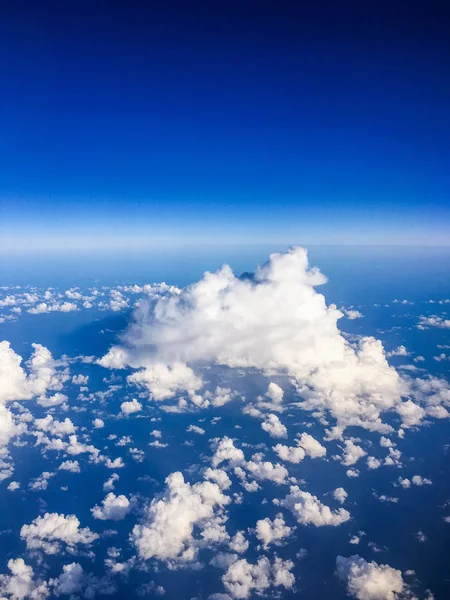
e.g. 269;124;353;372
20;513;99;554
187;424;206;435
333;487;348;504
0;341;66;404
59;460;81;473
344;309;364;320
341;440;367;466
261;414;287;438
93;418;105;429
280;486;350;526
131;471;230;564
0;558;49;600
52;562;116;597
222;556;294;599
417;316;450;330
273;432;326;464
97;248;426;433
255;514;292;548
91;492;131;521
336;555;406;600
120;399;142;415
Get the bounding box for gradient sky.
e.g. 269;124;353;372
1;0;450;250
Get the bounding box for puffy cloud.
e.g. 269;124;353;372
211;438;245;469
396;400;425;428
187;424;205;435
72;374;89;385
91;492;131;521
97;248;417;433
255;513;292;548
274;432;326;463
244;460;289;486
34;416;76;437
0;558;49;600
59;460;81;473
266;382;284;404
131;472;230;564
386;346;409;358
333;487;348;504
204;468;232;490
0;341;66;405
103;473;119;492
281;486;350;526
27;302;77;314
261;414;287;438
273;443;305;464
222;556;294;599
336;555;405;600
20;513;99;554
417;316;450;330
29;471;54;491
229;532;249;554
51;562;116;597
341;440;367;466
93;418;105;429
120;399;142;415
344;309;364;320
7;480;20;491
298;432;327;458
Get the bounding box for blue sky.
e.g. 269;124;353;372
1;0;450;250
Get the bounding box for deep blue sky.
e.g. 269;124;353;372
1;0;450;250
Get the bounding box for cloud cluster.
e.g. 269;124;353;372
336;555;406;600
98;248;438;433
280;486;350;526
131;472;230;564
20;513;99;554
91;492;131;521
222;556;294;599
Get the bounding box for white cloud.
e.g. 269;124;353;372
255;513;291;548
0;341;66;404
72;374;89;385
344;309;364;320
341;440;367;466
52;562;116;597
261;414;287;438
103;473;119;492
7;481;20;491
35;415;76;437
93;418;105;429
298;432;327;458
336;555;406;600
386;346;409;358
229;531;249;554
273;432;326;464
97;248;417;433
20;513;99;554
131;472;230;564
27;301;77;314
91;492;131;521
187;424;205;435
281;486;350;526
0;558;49;600
417;316;450;330
222;556;294;599
333;487;348;504
120;399;142;415
273;443;305;464
59;460;80;473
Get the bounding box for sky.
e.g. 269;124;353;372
1;0;450;250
